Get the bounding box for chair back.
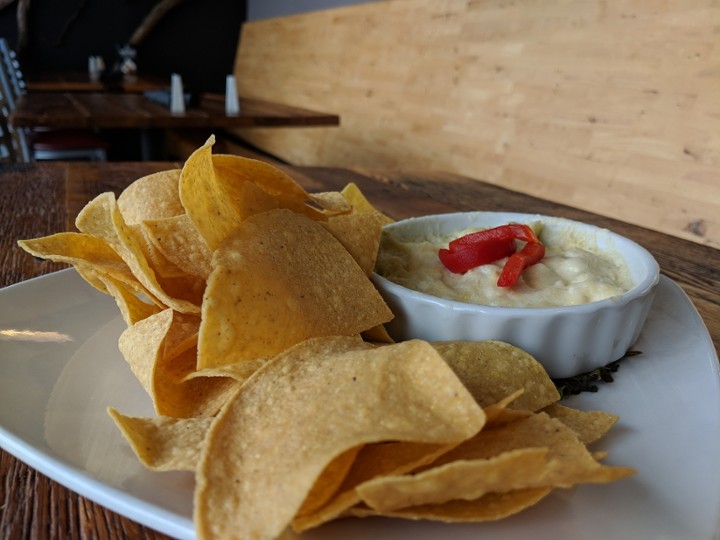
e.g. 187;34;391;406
0;91;30;163
0;38;26;102
0;87;12;161
0;39;30;162
0;38;104;162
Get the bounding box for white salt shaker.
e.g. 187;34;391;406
170;73;185;114
225;74;240;116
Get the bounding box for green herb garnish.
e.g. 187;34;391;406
553;350;642;399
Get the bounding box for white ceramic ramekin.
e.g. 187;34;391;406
372;212;660;378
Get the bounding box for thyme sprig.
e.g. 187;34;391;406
553;350;642;399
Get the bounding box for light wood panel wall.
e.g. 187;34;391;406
232;0;720;248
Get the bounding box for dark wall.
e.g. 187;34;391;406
0;0;246;94
247;0;376;21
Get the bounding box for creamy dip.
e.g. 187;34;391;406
375;223;633;308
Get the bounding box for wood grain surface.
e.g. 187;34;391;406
25;72;167;93
232;0;720;249
10;93;339;130
1;161;718;539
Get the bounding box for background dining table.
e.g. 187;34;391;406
25;72;167;93
0;160;718;539
10;92;340;130
9;92;339;160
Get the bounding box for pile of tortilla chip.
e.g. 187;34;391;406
18;136;634;540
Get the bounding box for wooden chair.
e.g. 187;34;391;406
0;63;30;162
0;38;109;162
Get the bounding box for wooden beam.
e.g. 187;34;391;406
15;0;30;56
128;0;189;47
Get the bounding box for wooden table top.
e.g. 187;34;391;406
0;161;718;539
9;92;340;130
25;72;167;93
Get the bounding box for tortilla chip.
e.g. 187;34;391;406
108;408;211;471
133;226;190;279
178;137;244;251
292;440;457;532
76;192;200;313
356;447;549;512
197;209;392;369
142;214;213;280
179;137;325;251
340;182;394;225
432;341;561;411
194;339;486;540
353;409;633;519
349;487;553;522
362;324;395;344
424;412;635;489
309;191;352;215
321;212;383;276
119;309;237;417
183;358;268;384
117;169;184;225
296;445;363;517
212;153;310;206
93;271;162;325
17;232;142;294
542;403;619;445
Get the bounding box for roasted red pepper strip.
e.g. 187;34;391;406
438;237;516;274
439;223;540;275
448;224;539;251
497;241;546;287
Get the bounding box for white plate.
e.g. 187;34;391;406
1;269;719;540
